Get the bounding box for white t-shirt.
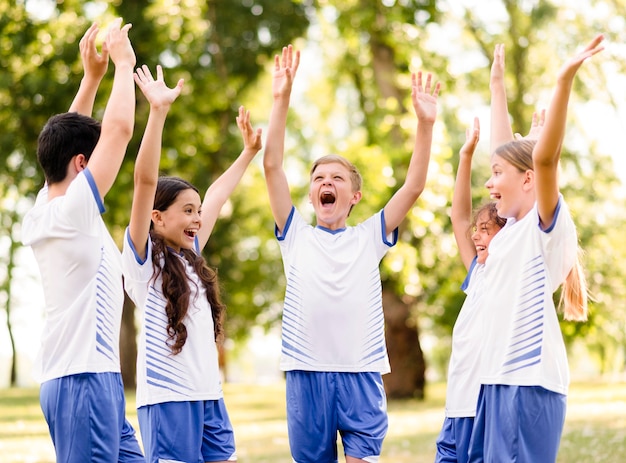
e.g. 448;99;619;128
21;170;123;383
122;229;223;408
277;207;397;373
479;198;577;395
445;257;485;418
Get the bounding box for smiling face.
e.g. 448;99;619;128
308;160;362;230
152;188;202;253
486;140;536;221
471;208;504;264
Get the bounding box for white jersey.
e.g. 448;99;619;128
277;207;397;373
122;229;223;408
445;257;486;418
21;170;123;383
479;197;577;395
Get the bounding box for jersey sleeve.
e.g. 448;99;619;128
537;196;578;291
121;227;155;309
59;169;105;233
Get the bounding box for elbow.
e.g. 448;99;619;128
103;117;134;145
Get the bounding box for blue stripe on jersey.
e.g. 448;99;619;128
142;285;193;395
281;265;317;364
83;168;105;213
95;245;117;361
501;255;545;374
360;269;387;365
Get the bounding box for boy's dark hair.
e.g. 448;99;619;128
37;112;101;184
150;176;226;354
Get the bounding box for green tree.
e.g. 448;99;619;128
1;0;311;387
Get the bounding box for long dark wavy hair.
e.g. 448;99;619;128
150;176;225;354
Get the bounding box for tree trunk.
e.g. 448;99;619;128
119;291;137;390
383;287;426;399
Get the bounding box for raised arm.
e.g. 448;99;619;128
452;117;480;270
534;34;604;227
128;65;184;260
197;106;262;249
68;23;109;115
263;45;300;233
489;43;514;153
85;18;136;199
383;71;439;234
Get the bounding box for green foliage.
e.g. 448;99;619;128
2;0;626;377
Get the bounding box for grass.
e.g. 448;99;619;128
1;381;625;462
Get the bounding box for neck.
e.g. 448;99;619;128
46;179;72;201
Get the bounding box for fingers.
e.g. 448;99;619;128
412;71;439;96
276;44;299;73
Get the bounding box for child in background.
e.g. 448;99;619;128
121;64;262;463
436;44;545;462
468;36;602;463
21;20;144;462
435;116;506;463
263;44;440;463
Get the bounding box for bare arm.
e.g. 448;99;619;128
489;43;514;153
534;34;604;227
85;18;136;199
68;23;109;115
197;106;262;249
128;65;184;260
263;45;300;233
383;71;439;234
452;117;480;270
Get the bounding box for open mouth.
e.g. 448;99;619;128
184;229;197;238
320;191;336;205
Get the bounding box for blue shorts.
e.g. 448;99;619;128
138;398;236;463
468;384;566;463
286;370;388;463
435;416;474;463
39;372;143;463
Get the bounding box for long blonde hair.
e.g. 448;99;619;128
495;140;589;322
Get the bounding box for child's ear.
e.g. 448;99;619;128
522;169;534;192
151;210;162;226
351;190;362;205
72;154;87;172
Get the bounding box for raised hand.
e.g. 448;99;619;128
411;71;440;124
79;23;109;81
134;64;184;110
105;18;136;68
460;116;480;158
236;106;262;153
515;109;545;141
272;44;300;100
557;34;604;83
490;43;505;87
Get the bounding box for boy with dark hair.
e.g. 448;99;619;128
21;20;144;463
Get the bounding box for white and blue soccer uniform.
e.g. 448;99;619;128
122;230;236;462
436;257;486;463
21;169;143;463
469;197;578;463
277;207;397;463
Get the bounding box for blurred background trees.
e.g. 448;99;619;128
2;0;625;396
